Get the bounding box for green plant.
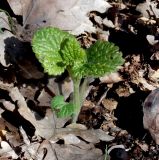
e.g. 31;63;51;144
104;145;110;160
32;27;124;123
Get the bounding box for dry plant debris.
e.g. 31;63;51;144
0;0;159;159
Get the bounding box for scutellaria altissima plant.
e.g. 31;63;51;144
32;27;124;123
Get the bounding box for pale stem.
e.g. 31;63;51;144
72;78;81;123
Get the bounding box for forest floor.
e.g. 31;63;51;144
0;0;159;159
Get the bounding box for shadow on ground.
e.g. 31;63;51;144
114;90;151;139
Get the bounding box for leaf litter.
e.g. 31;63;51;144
0;0;159;159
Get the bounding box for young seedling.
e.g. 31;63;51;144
32;27;124;123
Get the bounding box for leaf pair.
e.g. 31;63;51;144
32;27;124;79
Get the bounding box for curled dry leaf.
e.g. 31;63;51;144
0;82;55;139
36;140;57;160
9;87;55;139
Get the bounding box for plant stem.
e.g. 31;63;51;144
72;78;81;123
79;78;88;106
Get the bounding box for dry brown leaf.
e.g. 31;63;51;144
8;0;111;38
0;82;55;139
100;72;123;84
102;98;118;112
9;87;55;139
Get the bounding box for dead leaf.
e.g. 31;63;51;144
35;140;57;160
62;134;81;144
146;35;158;45
100;72;123;84
136;141;148;152
8;0;111;40
37;88;52;106
0;82;55;139
20;142;41;159
7;0;32;17
102;98;118;112
93;129;114;142
143;88;159;144
148;68;159;82
47;77;73;100
52;143;102;160
0;12;11;30
0;31;14;66
0;141;18;159
136;0;159;18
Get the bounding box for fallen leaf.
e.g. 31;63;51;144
146;35;158;45
0;141;18;159
0;82;55;139
0;12;11;30
62;134;81;144
52;143;102;160
8;0;111;40
102;98;118;112
0;31;14;66
136;0;159;18
143;88;159;144
100;72;123;84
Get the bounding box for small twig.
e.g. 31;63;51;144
97;88;110;106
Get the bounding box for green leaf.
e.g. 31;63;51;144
51;95;74;118
80;40;124;77
60;37;86;78
57;103;74;118
61;38;86;66
51;95;66;109
32;27;74;75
